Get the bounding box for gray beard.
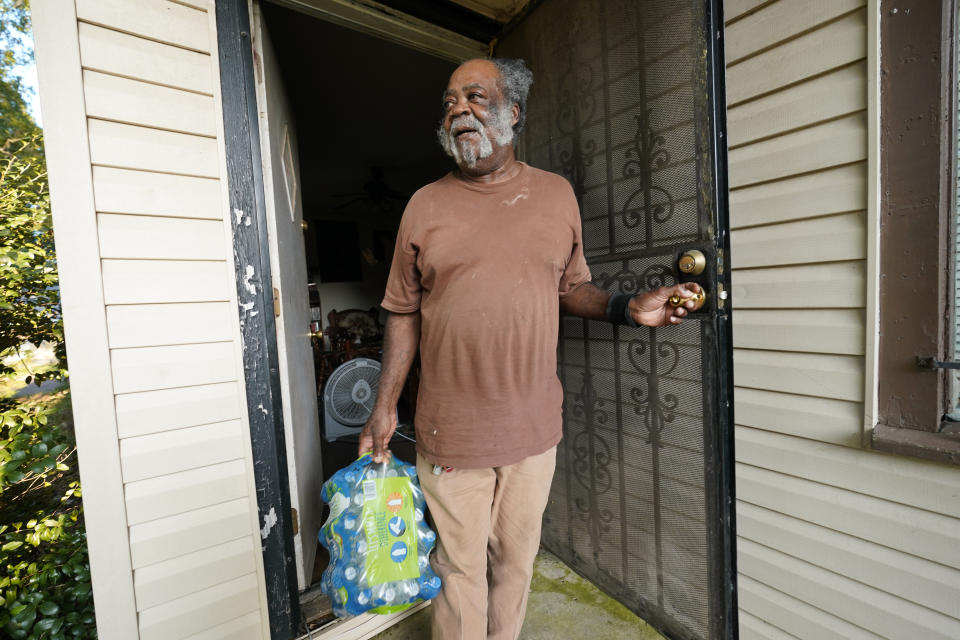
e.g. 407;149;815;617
437;105;515;169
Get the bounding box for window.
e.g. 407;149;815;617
872;0;960;464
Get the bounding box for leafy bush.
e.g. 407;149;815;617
0;133;63;388
0;403;72;492
0;397;94;639
0;0;64;390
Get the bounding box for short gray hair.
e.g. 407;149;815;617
491;58;534;135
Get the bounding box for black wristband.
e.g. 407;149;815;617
606;293;639;328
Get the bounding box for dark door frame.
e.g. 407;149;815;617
214;1;736;638
703;1;739;637
215;1;302;638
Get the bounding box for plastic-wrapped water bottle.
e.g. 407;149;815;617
319;453;442;617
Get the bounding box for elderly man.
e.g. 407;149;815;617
359;58;700;640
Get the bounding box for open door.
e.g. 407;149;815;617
499;1;736;639
252;5;323;591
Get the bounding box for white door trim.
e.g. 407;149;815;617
297;601;430;640
267;0;488;62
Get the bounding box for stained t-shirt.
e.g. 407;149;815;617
381;162;592;468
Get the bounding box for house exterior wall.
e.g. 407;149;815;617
32;1;271;638
724;1;960;638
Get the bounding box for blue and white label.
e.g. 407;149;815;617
390;541;408;563
388;516;406;537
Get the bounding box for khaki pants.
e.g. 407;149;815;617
416;446;557;640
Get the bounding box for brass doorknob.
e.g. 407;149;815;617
678;249;706;276
669;289;706;310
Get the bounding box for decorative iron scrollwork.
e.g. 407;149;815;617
596;261;677;296
622;185;675;228
554;59;600;201
620;111;675;242
570;371;614;551
598;267;641;295
556;63;598;136
624;113;671;174
627;335;680;445
641;264;675;289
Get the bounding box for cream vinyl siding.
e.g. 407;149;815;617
725;1;960;639
32;1;270;639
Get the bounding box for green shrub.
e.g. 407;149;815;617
0;397;94;639
0;403;71;492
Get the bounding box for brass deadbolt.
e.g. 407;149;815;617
669;289;706;311
678;249;706;276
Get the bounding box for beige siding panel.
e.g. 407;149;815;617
726;10;866;106
138;573;260;640
739;611;800;640
735;389;862;447
175;0;211;11
731;262;865;309
724;0;771;23
102;259;230;305
729;163;866;229
738;574;874;640
105;302;233;348
737;427;960;520
92;166;221;218
83;70;216;136
111;342;237;394
738;502;960;619
133;536;257;611
30;4;141;637
728;63;867;148
738;538;960;640
716;2;960;638
182;612;262;640
733;309;865;355
737;463;960;570
731;211;865;269
114;382;241;438
124;459;249;525
41;3;269;637
725;0;864;65
120;420;245;483
734;350;864;402
128;497;253;568
97;213;226;260
728;113;866;188
76;0;210;53
88;119;219;178
77;22;212;94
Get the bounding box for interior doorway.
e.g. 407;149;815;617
229;0;737;638
252;0;459;632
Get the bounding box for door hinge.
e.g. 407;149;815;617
291;507;299;535
273;287;281;317
917;356;960;370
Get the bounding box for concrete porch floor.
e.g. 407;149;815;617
372;549;667;640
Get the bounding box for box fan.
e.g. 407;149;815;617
323;357;382;441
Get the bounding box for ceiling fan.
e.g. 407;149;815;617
330;166;410;214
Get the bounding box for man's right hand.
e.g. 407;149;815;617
358;407;397;462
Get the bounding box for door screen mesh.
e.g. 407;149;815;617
499;2;731;638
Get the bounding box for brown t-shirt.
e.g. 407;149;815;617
381;162;592;468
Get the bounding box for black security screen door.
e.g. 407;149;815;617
499;1;736;639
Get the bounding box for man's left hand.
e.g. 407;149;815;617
628;282;702;327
